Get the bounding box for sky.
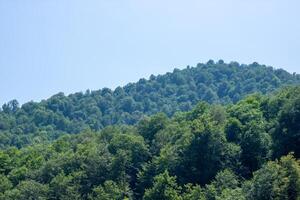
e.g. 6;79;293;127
0;0;299;105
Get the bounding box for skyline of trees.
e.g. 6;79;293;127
1;60;300;149
1;85;300;199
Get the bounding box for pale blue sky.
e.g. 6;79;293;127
0;0;299;105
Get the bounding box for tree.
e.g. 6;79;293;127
279;154;300;200
0;151;12;174
210;169;240;194
225;118;242;142
178;115;241;185
88;180;131;200
273;93;300;158
216;188;245;200
74;141;112;194
1;62;300;149
240;121;272;175
244;154;300;200
137;113;169;143
182;184;205;200
109;133;150;187
0;174;12;193
120;97;136;113
228;95;272;175
2;100;19;114
204;169;242;200
3;180;49;200
143;171;182;200
49;172;81;200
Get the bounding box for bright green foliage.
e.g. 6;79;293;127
280;154;300;200
1;61;299;149
216;188;245;200
178;111;241;185
143;171;182;200
2;180;49;200
0;150;12;174
88;180;131;200
0;174;12;193
0;82;299;199
108;133;150;190
204;169;242;200
225;118;243;142
244;154;300;200
182;184;206;200
227;95;272;175
137;113;169;144
49;172;81;200
272;88;300;158
210;169;240;194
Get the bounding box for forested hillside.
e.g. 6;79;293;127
1;60;300;148
0;86;300;200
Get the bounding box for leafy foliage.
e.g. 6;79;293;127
1;86;300;199
1;61;300;148
1;60;300;199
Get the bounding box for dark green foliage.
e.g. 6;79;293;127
204;169;242;200
227;95;272;176
0;62;300;199
177;113;241;185
137;113;169;143
143;171;182;200
0;174;12;193
3;180;49;200
88;180;131;200
244;154;300;200
1;87;300;199
1;61;300;149
272;87;300;158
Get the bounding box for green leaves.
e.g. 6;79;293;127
1;85;300;199
143;171;182;200
3;180;49;200
88;180;131;200
2;61;299;149
0;174;12;193
273;90;300;158
49;172;81;200
244;154;300;200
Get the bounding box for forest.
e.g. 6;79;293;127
0;60;300;149
0;61;300;200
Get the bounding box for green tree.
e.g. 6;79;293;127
143;171;182;200
0;174;12;193
216;188;245;200
88;180;131;200
137;113;169;143
244;154;300;200
182;184;206;200
49;172;81;200
178;115;241;185
3;180;49;200
273;92;300;158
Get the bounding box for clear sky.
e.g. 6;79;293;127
0;0;299;105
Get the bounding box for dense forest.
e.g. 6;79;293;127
1;60;300;149
0;85;300;200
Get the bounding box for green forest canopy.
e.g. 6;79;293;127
1;60;300;149
0;86;300;199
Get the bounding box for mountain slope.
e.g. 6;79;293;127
0;60;299;148
0;86;300;199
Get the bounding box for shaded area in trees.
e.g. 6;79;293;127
1;86;300;199
1;60;300;149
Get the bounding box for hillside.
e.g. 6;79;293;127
0;86;300;199
0;60;300;148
